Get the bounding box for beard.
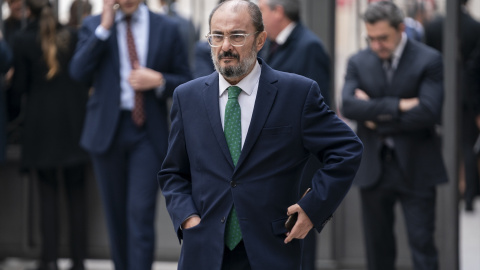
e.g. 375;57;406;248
212;44;258;80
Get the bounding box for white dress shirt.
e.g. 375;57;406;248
391;32;407;70
219;60;262;148
275;22;297;45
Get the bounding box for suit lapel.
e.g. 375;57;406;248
236;63;278;170
203;73;235;167
110;22;120;73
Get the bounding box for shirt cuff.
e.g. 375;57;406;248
180;214;199;230
95;25;111;41
154;80;166;97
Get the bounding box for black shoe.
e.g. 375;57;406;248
36;261;58;270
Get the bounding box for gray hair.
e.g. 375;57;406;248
208;0;265;34
264;0;300;22
363;1;404;29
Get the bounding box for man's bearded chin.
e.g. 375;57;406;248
212;48;257;79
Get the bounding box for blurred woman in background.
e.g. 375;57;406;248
12;0;89;269
68;0;92;29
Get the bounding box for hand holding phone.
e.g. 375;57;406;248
285;188;311;231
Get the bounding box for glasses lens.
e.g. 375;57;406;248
230;34;246;46
212;35;224;45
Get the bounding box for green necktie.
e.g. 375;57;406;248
224;86;243;250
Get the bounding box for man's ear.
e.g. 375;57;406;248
398;22;406;33
256;31;268;51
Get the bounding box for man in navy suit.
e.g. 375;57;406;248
158;1;363;269
341;2;447;270
69;0;191;269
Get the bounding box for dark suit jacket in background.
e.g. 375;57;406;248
3;17;23;123
12;21;89;169
341;39;448;188
193;41;215;78
0;39;12;162
260;23;331;106
69;12;191;158
159;59;363;270
424;10;480;64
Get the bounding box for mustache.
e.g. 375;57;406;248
218;51;240;60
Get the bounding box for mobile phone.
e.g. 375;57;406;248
285;188;311;231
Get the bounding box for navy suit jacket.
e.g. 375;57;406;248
341;39;448;188
69;11;191;156
159;59;363;270
260;23;331;106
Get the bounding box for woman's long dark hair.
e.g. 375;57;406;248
26;0;70;79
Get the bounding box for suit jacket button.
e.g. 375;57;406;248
221;217;226;223
230;181;237;187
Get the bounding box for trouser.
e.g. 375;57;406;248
90;111;161;270
360;146;438;270
37;164;87;266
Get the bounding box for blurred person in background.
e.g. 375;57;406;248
69;0;191;269
3;0;26;47
341;1;447;269
257;1;331;268
11;0;90;269
68;0;93;29
159;0;198;70
368;0;427;42
3;0;28;129
258;0;330;106
404;0;426;42
424;0;480;212
193;38;214;78
465;38;480;209
0;33;13;163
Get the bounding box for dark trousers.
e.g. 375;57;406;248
222;241;251;270
37;164;87;266
360;147;438;270
90;111;161;270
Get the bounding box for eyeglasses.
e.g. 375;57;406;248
205;32;258;47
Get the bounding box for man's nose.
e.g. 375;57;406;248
221;36;233;51
370;40;381;51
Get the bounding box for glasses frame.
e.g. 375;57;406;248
205;32;259;47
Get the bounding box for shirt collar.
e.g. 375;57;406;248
391;32;407;68
275;22;297;45
115;3;148;23
219;59;262;97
